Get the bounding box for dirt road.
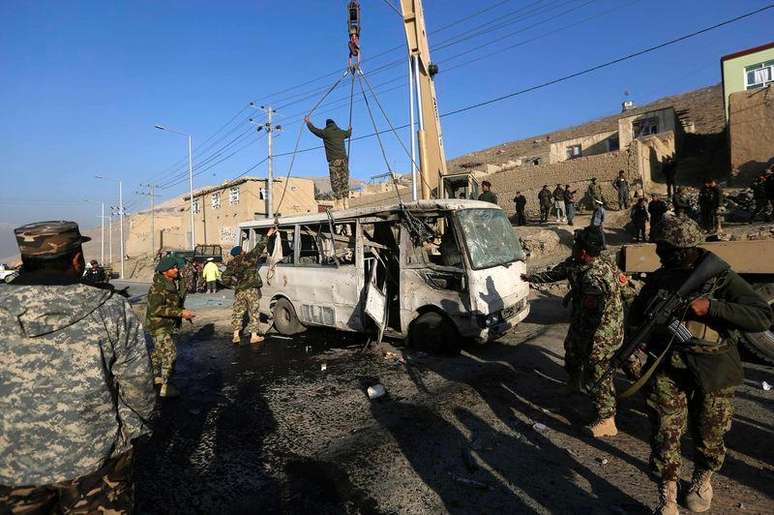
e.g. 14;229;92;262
133;292;773;514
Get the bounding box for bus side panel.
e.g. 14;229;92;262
262;265;363;332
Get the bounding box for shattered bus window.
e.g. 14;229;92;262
457;208;524;269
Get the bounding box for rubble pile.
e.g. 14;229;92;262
517;229;561;261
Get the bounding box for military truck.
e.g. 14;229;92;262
619;239;774;364
160;244;223;265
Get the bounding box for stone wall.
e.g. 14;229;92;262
729;87;774;180
486;146;639;216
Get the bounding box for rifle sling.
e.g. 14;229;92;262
618;341;673;399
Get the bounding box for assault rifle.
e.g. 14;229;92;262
593;251;730;392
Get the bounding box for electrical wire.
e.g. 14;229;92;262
149;0;595;191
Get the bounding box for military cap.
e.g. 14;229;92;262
230;246;243;256
658;215;704;248
14;220;91;258
156;256;180;273
574;226;604;253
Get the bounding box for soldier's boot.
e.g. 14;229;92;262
654;480;679;515
159;383;180;398
232;330;241;344
250;332;264;344
685;470;713;512
586;416;618;438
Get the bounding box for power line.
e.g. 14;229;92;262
147;0;565;190
260;5;771;162
442;3;774;117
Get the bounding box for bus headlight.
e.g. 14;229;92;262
479;312;501;328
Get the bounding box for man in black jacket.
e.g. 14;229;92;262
628;216;771;514
513;191;527;225
306;116;352;209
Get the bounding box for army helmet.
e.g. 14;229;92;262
658;215;704;248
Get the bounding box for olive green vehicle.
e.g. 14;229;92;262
619;239;774;364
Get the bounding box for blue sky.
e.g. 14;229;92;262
1;0;772;230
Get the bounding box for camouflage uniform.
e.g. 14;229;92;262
145;272;186;384
630;216;772;482
329;159;350;200
222;240;266;334
0;221;155;513
306;119;352;200
525;254;625;419
0;451;134;514
180;260;197;296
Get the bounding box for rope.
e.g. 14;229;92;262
357;68;433;196
356;72;412;208
275;70;350;214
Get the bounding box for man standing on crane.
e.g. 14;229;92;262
305;116;352;209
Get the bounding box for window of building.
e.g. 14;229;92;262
211;192;221;209
192;198;200;214
566;144;582;159
229;186;240;205
633;117;659;139
745;60;774;90
607;134;620;152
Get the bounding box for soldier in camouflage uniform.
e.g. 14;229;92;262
629;215;771;514
180;259;198;296
145;256;196;398
0;221;155;513
522;226;625;437
222;231;273;345
305;116;352;209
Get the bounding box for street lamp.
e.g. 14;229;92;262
95;175;124;279
155;124;195;250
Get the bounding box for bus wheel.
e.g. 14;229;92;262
273;298;305;336
409;312;460;355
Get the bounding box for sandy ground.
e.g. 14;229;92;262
131;291;774;514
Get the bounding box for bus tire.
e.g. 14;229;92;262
273;298;305;336
409;312;460;355
742;282;774;365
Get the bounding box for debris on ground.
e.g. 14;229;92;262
367;384;386;399
762;381;772;391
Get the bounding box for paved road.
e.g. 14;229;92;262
131;294;774;514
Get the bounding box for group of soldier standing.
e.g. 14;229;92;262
0;220;276;512
146;228;275;398
522;219;771;514
0;208;771;514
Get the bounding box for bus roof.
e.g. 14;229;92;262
238;199;501;228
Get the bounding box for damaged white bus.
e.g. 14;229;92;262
238;199;529;353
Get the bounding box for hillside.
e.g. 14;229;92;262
447;84;725;174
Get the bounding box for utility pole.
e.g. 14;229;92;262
109;207;115;267
250;103;281;218
100;202;105;264
96;175;124;279
137;183;158;255
154;124;195;249
118;180;125;280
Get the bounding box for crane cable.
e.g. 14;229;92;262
274;69;352;214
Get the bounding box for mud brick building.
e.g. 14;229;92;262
181;176;317;247
446;84;726;217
